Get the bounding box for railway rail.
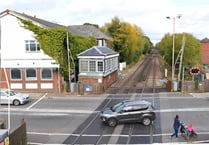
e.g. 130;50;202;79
64;48;166;144
107;48;166;94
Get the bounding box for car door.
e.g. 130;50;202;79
117;106;133;123
0;92;8;104
129;105;147;122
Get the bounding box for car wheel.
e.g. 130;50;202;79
108;118;117;127
13;100;20;106
142;117;151;126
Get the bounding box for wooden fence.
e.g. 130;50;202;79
9;119;27;145
71;83;104;95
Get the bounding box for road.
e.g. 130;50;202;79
1;93;209;144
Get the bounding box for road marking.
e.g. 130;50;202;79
156;108;209;112
108;124;124;144
1;107;209;114
28;132;71;136
27;131;209;137
0;108;98;114
107;93;137;144
27;131;209;144
26;93;47;110
28;142;43;145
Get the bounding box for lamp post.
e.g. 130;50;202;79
166;14;181;91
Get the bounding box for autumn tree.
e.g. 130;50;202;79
158;33;202;67
100;17;152;64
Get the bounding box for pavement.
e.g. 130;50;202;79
190;92;209;98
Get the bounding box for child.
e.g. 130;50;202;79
188;124;195;132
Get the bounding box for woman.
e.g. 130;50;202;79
170;115;180;138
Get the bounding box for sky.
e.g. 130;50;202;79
1;0;209;45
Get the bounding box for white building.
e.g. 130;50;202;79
0;9;114;93
0;9;62;93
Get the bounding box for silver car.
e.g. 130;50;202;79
0;89;30;106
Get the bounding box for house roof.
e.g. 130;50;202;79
200;37;209;43
78;46;118;57
201;42;209;64
0;9;66;28
0;9;108;39
68;25;109;39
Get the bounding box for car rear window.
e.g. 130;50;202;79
132;105;148;111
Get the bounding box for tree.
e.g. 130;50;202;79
100;17;152;64
158;33;202;67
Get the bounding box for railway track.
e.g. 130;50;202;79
64;48;166;144
107;48;167;94
127;50;158;144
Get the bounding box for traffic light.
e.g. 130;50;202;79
190;67;200;75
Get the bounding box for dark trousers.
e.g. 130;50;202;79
171;128;179;138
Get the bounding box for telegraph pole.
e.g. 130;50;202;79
67;32;71;91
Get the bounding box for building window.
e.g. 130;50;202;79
80;60;88;72
25;40;40;52
25;68;37;80
98;62;103;72
89;61;96;72
41;68;52;80
10;68;21;80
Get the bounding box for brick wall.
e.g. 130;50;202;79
78;71;118;93
0;68;62;93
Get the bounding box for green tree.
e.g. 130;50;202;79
101;17;152;64
158;33;202;67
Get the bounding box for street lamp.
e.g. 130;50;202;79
166;14;182;91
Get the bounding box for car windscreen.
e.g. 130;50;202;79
111;102;125;112
5;90;16;96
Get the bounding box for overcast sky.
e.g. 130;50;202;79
1;0;209;44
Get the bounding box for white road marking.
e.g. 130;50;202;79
28;142;43;145
0;108;97;115
156;108;209;112
27;131;209;137
26;93;47;110
1;107;209;115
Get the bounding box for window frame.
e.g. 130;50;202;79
80;60;88;72
41;68;53;80
97;61;104;72
10;68;22;80
25;40;40;53
89;60;96;72
25;68;37;80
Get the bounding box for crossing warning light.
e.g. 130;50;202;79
190;67;200;75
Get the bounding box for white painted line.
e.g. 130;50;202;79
108;124;124;144
27;131;209;137
0;108;100;114
26;93;47;110
156;108;209;113
2;107;209;114
27;142;43;145
29;108;96;114
27;132;70;136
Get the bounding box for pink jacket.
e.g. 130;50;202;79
188;125;195;132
